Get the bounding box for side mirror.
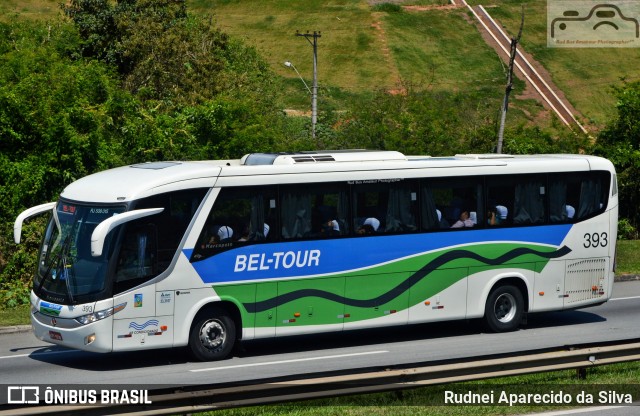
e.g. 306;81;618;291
91;208;164;257
14;202;56;244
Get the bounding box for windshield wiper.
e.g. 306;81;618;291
35;234;72;302
62;249;75;305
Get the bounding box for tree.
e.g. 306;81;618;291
595;80;640;231
0;14;290;307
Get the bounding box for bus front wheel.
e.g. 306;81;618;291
189;307;236;361
483;285;523;332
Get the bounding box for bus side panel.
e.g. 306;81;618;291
275;277;345;336
344;271;409;330
560;212;613;309
531;260;565;312
407;268;468;324
213;282;278;340
563;257;609;309
112;284;175;351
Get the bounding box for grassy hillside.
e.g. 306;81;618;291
466;0;640;127
190;0;548;128
3;0;633;130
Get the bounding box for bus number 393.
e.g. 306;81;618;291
584;232;608;248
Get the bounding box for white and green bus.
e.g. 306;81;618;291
15;151;618;361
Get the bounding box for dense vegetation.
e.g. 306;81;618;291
0;0;636;307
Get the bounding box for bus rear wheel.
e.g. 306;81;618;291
189;308;236;361
483;285;523;332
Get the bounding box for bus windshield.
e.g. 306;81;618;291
35;202;125;303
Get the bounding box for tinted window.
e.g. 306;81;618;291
280;183;349;239
353;179;418;234
191;186;277;261
424;177;482;229
114;188;207;293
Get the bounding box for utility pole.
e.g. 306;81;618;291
497;8;524;154
296;31;321;141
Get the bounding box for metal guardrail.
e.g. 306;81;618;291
2;339;640;416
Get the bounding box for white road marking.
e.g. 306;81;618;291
190;350;389;373
0;350;75;360
611;295;640;301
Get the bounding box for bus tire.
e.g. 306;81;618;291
483;285;523;332
189;307;236;361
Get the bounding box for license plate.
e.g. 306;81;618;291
49;331;63;341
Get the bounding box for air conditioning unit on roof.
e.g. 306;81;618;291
241;150;407;165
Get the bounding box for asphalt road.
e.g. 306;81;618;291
0;281;638;389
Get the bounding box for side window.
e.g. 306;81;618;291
191;186;276;261
575;171;610;220
487;174;545;226
280;183;349;239
548;171;610;224
549;173;578;223
353;179;418;234
486;175;514;227
427;177;481;230
114;188;207;293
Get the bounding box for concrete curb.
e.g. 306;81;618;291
616;274;640;282
0;325;31;335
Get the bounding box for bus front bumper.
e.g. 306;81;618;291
31;311;113;353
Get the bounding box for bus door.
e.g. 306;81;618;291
111;224;172;350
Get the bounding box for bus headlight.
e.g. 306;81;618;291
75;302;127;325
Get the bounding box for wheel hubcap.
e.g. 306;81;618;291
199;319;226;351
494;293;516;323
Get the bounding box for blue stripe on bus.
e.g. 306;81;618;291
184;225;572;284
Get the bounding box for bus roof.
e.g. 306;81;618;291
60;151;615;203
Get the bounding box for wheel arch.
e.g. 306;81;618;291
192;299;244;342
480;273;531;317
488;276;530;314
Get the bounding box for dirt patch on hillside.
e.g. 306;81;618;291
403;4;462;11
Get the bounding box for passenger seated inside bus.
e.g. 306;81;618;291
238;223;270;242
566;205;575;220
356;217;380;235
361;217;380;233
319;219;341;237
487;205;507;226
487;207;500;225
451;211;474;228
209;225;233;244
356;223;375;235
496;205;508;222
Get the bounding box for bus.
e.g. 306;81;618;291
14;151;618;361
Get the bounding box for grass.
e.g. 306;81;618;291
614;240;640;275
0;0;556;127
0;0;61;20
2;0;636;129
0;304;30;326
465;0;640;128
188;0;397;111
